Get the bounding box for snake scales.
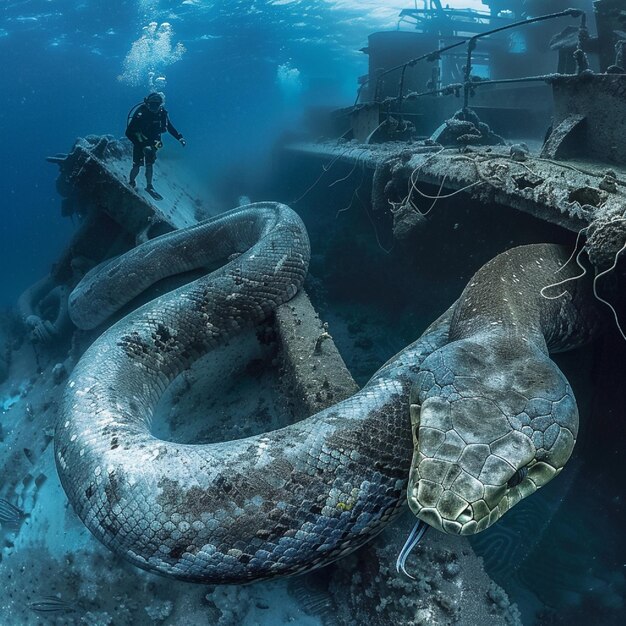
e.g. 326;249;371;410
56;202;597;583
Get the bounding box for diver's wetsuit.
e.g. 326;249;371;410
125;104;183;192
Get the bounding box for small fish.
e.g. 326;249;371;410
0;498;25;526
29;595;76;614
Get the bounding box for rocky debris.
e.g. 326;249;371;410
205;586;250;626
431;109;505;148
81;611;113;626
144;600;173;622
313;322;333;354
51;362;67;385
599;169;618;193
586;215;626;270
371;152;416;216
392;201;428;240
510;143;530;162
17;277;73;347
0;353;65;510
327;513;522;626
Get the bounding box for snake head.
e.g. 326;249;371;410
407;334;578;535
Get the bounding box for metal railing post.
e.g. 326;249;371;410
353;8;589;130
459;8;584;115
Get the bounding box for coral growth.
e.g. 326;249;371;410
432;109;505;148
326;514;521;626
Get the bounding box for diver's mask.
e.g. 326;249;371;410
145;92;165;113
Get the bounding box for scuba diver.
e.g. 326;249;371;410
125;92;186;200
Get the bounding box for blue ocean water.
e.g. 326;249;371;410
2;1;625;625
1;0;480;307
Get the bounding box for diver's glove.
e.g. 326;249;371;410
179;137;186;147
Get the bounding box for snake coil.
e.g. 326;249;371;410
56;204;597;583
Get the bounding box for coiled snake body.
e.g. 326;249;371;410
56;202;597;583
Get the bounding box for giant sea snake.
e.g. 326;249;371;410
55;202;597;583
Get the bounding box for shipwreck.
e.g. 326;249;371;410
0;1;625;624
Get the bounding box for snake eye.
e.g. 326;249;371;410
507;466;528;489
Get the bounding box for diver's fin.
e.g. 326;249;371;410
146;186;163;201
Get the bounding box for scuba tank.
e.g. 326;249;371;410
126;102;144;128
127;93;166;127
126;94;167;146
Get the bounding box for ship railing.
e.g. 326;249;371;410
355;7;586;124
